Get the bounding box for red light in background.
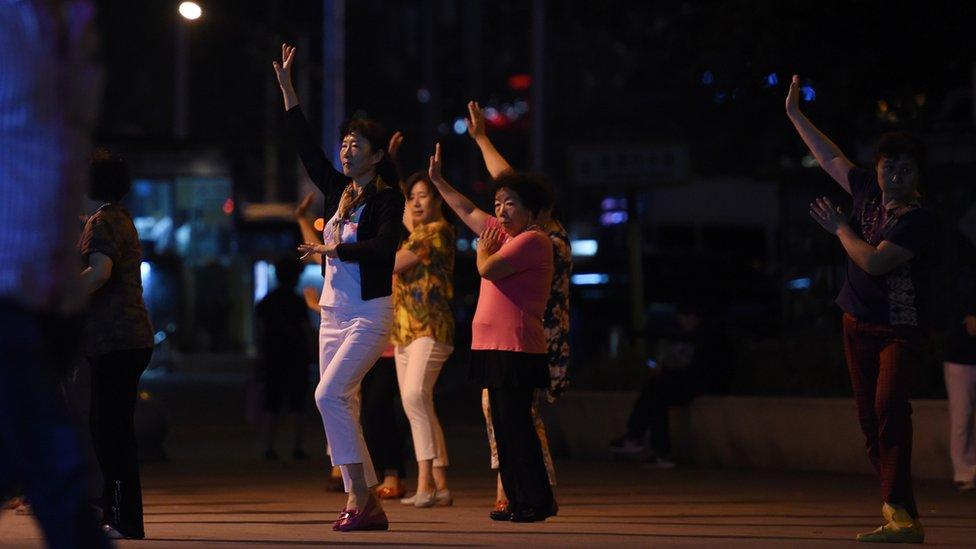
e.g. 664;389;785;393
222;198;234;215
508;74;531;91
313;218;325;232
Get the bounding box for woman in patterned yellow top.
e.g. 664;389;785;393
392;172;456;508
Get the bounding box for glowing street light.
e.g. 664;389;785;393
179;2;202;21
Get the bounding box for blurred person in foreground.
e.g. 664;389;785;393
788;74;936;543
0;1;108;547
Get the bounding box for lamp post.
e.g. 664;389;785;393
175;2;203;140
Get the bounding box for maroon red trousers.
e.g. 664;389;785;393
842;313;922;518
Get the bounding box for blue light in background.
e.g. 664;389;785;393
571;273;610;286
452;118;468;135
600;211;628;226
765;72;779;87
701;71;714;85
570;239;598;257
601;197;627;211
787;277;812;290
140;261;152;287
801;85;816;102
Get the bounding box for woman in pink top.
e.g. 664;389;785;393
428;144;557;522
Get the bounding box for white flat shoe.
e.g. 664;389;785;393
401;489;452;507
434;489;453;506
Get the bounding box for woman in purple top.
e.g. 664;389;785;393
788;74;934;543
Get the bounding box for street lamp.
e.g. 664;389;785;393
179;2;203;20
175;2;202;139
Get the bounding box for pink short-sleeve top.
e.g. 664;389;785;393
471;217;553;354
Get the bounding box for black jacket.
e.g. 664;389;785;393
285;105;404;301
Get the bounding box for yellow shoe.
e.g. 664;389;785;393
856;504;924;543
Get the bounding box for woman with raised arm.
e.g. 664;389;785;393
391;172;456;508
274;43;404;532
466;101;571;513
428;144;557;522
788;74;934;543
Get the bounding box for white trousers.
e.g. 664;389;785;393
944;362;976;483
394;337;453;466
316;304;391;491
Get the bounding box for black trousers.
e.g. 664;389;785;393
360;357;406;479
625;369;697;457
488;385;553;513
89;347;153;538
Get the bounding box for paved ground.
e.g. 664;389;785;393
4;447;975;548
2;370;975;547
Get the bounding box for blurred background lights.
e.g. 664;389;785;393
452;117;468;135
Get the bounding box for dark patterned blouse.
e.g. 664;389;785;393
78;204;154;356
544;220;572;401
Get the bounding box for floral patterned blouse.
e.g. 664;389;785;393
544;220;572;401
392;219;456;347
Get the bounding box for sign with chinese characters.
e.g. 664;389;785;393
571;144;689;187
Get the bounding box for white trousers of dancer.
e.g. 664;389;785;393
394;337;453;466
316;304;391;492
944;362;976;483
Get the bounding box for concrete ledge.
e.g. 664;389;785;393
541;391;952;480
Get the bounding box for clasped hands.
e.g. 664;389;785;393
478;226;504;255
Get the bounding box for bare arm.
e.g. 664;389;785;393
810;197;915;275
786;75;854;193
294;192;322;265
393;249;421;274
302;287;320;312
836;230;915;276
387;130;415;233
273;43;299;111
81;252;112;294
466;101;514;179
427;143;491;234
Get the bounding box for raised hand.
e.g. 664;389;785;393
272;43;297;91
466;101;487;140
428;142;444;182
785;74;801;115
809;196;848;234
387;131;404;161
294;191;315;220
479;225;504;255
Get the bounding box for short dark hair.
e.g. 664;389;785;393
339;117;399;189
89;148;131;202
874;131;926;172
492;172;551;218
274;257;302;288
402;171;442;202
